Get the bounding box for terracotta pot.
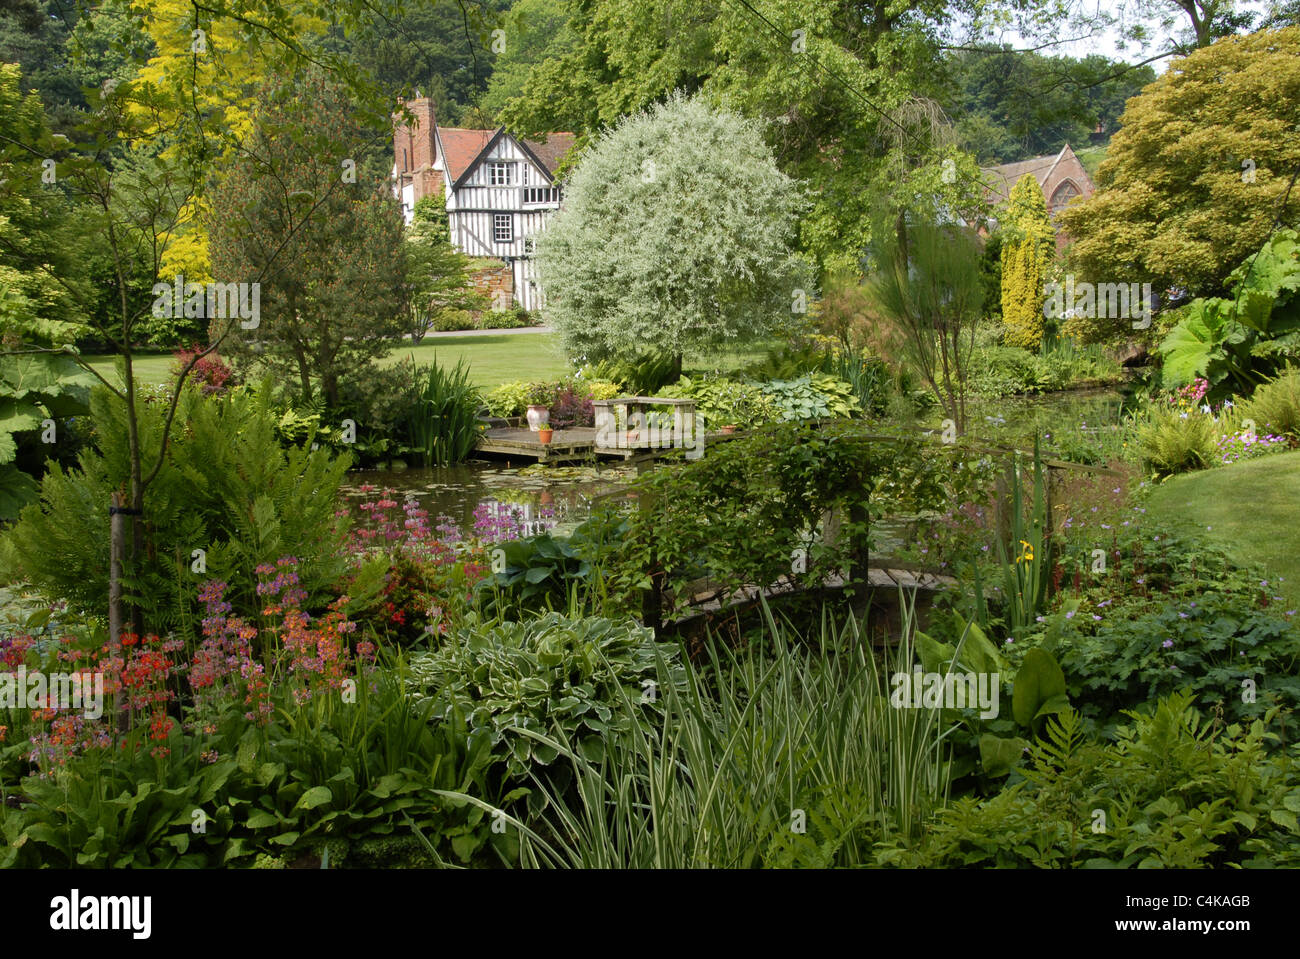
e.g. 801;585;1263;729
720;425;738;434
526;405;550;431
538;427;554;444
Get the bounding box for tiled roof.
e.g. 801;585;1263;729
521;133;577;177
980;152;1062;204
439;126;578;184
437;127;496;182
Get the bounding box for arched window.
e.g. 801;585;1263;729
1049;179;1081;215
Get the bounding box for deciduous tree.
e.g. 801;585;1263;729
1059;28;1300;301
208;68;408;408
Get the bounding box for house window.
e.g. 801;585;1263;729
1049;180;1081;216
494;214;513;243
523;187;559;204
489;162;513;186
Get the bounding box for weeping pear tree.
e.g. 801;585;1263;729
534;92;815;377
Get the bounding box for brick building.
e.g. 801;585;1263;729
981;144;1096;249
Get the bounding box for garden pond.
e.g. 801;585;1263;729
344;387;1133;550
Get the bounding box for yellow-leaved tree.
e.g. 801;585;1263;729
125;1;330;282
1059;28;1300;300
999;173;1054;350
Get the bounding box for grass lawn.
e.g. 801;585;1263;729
84;352;175;388
84;336;573;390
379;334;571;387
1145;450;1300;607
84;334;784;391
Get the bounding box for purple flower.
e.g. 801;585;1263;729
1162;639;1174;648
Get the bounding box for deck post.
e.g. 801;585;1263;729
637;457;661;632
848;498;871;616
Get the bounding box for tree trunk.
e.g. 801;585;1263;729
109;491;126;644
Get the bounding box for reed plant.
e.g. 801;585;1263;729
433;594;953;868
992;437;1051;640
401;357;482;466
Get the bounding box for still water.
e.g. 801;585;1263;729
342;388;1128;540
340;461;636;537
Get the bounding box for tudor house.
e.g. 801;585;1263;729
392;98;576;312
981;144;1096;250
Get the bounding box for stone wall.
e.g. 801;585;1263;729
468;261;514;312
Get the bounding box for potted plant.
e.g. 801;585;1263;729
526;382;555;431
537;426;554;444
526;404;550;431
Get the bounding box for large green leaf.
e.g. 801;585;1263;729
915;629;956;674
0;352;92;398
979;733;1028;778
1158;301;1225;386
1011;647;1067;729
296;786;333;811
0;397;42;449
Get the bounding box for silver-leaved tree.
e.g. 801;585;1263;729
535;91;815;376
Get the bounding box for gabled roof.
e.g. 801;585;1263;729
521;133;577;178
444;126;578;191
436;127;497;184
981;144;1084;204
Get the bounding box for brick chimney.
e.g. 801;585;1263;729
394;97;445;212
394;97;437;175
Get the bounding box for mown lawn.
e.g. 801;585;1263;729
83;352;175;387
84;334;782;391
84;336;572;390
1145;450;1300;607
379;335;571;387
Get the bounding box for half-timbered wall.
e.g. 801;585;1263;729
448;135;560;281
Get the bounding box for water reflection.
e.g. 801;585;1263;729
340;389;1130;544
339;461;635;537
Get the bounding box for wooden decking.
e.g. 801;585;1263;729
477;425;712;463
679;565;958;615
477;427;615;463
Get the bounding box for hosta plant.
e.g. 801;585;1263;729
407;612;683;800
